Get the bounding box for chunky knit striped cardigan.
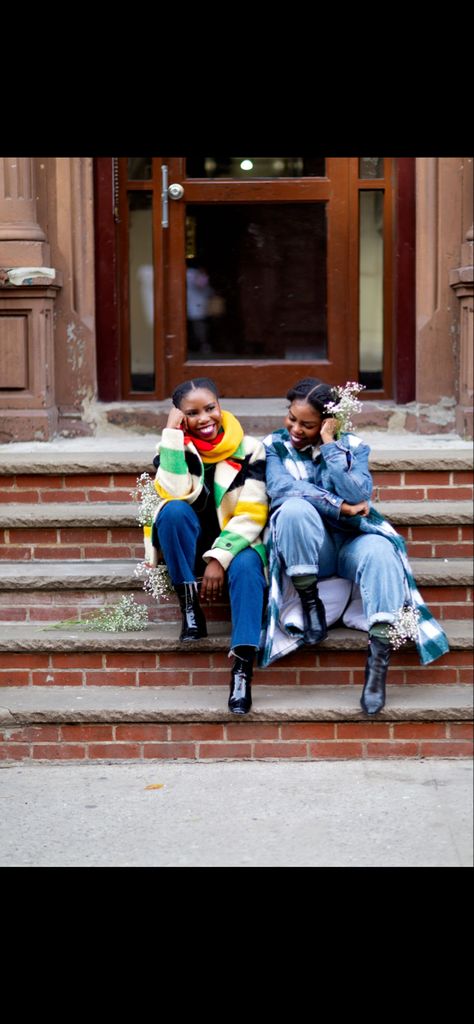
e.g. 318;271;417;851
144;422;268;571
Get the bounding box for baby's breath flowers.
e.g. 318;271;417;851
134;561;174;602
324;381;365;435
46;594;149;632
81;594;149;632
388;605;420;650
131;472;161;527
131;472;174;602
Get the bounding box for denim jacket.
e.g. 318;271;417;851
263;429;373;524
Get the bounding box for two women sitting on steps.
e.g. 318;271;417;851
144;376;449;718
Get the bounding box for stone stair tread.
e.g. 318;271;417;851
0;619;471;651
0;503;140;527
1;499;472;528
0;428;472;474
0;557;471;589
0;683;471;724
0;559;141;588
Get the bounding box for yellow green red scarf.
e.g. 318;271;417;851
184;409;244;465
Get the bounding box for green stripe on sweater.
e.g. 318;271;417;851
159;447;189;475
213;529;254;557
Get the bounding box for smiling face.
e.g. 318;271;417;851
285;400;323;449
179;387;222;441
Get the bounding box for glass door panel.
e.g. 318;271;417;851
186;157;326;178
185;202;328;362
128;191;154;391
164;155;353;397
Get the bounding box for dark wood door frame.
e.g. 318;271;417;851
165;156;356;398
93;157;416;403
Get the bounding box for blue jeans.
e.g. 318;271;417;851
155;501;267;649
274;497;406;628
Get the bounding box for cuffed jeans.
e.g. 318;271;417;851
274;497;406;627
155;501;267;649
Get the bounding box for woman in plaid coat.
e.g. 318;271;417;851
260;378;449;715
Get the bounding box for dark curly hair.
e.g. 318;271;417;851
172;377;220;409
286;377;336;416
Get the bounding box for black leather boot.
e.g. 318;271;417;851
228;653;253;715
175;583;208;641
360;635;391;715
298;582;328;645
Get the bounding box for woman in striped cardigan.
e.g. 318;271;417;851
148;378;268;715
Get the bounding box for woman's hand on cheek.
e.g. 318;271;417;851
320;417;339;443
200;558;225;601
166;406;186;430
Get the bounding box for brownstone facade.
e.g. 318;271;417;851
0;157;472;441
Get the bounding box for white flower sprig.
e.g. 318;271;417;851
131;472;161;527
387;605;420;650
82;594;149;632
134;561;174;602
132;474;174;602
324;381;366;435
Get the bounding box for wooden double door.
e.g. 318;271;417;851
108;156;397;400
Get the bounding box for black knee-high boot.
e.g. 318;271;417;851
175;582;208;641
228;647;254;715
360;636;391;715
298;582;328;645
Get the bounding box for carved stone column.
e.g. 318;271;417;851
0;157;59;440
450;225;473;439
0;158;97;441
416;158;462;411
0;157;50;265
44;158;97;435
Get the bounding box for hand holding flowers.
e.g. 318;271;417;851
324;381;366;437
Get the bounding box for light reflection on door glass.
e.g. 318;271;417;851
359;191;384;390
127;158;152;180
128;192;155;391
359;158;384;179
186;157;326;178
185;203;328;362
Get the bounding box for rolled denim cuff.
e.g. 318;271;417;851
368;611;397;629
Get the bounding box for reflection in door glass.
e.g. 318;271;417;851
127;157;152;180
359;158;384;179
185;203;327;362
186;157;325;178
128;192;155;391
359;191;384;390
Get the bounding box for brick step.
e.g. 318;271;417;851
0;621;471;688
0;467;472;503
0;558;471;624
0;684;471;761
0;435;472;477
0;501;472;561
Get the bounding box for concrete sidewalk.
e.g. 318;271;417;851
0;758;471;867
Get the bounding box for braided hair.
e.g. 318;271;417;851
286;377;335;416
172;378;220;409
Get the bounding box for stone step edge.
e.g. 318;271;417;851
0;445;472;475
0;620;471;652
0;684;472;725
0;500;472;528
0;558;471;589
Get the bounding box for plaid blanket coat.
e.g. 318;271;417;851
258;429;450;668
